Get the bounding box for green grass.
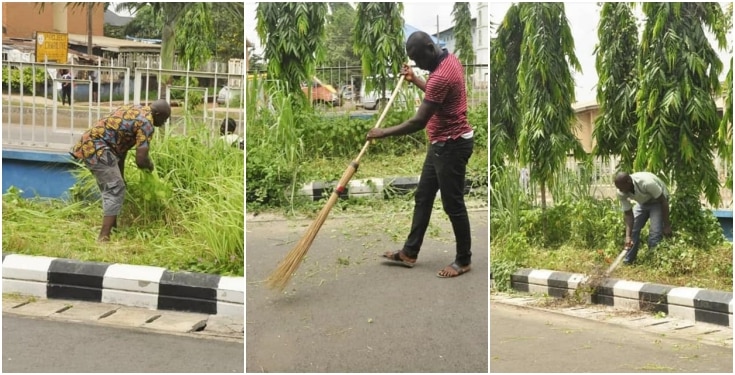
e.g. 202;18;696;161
3;121;244;276
521;243;733;292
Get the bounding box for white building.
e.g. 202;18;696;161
432;2;489;88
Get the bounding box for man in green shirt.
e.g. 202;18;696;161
614;171;673;264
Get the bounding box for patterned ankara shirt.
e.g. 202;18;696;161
423;51;473;143
71;105;156;164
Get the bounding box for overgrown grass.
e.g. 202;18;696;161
3;119;244;276
491;163;733;292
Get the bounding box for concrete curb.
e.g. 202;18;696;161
508;268;733;327
2;253;243;318
298;175;480;200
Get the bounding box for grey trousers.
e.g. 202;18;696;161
625;201;664;262
87;149;125;216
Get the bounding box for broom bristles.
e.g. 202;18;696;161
265;193;337;290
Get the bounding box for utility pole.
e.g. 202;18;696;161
436;15;440;42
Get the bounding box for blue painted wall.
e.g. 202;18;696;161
2;149;79;199
712;209;733;242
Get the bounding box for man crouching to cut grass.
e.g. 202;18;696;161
70;100;171;242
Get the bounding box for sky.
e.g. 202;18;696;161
245;1;484;54
490;2;732;103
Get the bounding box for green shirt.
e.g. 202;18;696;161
617;172;669;211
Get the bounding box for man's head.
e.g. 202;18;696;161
149;99;171;127
220;117;237;135
614;172;634;193
406;31;443;71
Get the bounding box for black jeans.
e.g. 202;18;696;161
402;136;474;266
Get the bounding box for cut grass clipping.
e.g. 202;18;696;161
3;120;244;276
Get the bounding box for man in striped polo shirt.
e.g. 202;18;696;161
367;31;474;278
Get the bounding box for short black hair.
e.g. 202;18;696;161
221;117;237;135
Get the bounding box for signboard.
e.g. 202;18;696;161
35;31;68;63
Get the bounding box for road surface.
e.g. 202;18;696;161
2;314;243;373
490;302;733;373
246;209;489;372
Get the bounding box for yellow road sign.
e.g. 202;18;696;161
35;31;68;63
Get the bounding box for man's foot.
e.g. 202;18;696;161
97;235;110;242
437;262;471;278
381;250;416;268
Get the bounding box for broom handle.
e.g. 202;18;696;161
354;74;407;163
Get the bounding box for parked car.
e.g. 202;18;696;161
217;85;242;105
301;77;340;107
339;84;355;101
359;75;421;110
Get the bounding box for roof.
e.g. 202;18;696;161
404;24;445;47
66;33;160;53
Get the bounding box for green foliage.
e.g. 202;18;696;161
353;3;406;98
256;2;328;97
10;121;243;276
669;191;726;249
246;74;488;209
170;77;203;111
635;2;727;207
516;3;585;208
323;3;360;67
489;4;524;186
593;2;639;171
720;57;733;189
2;66;47;93
175;3;214;69
490;232;531;292
452;3;475;76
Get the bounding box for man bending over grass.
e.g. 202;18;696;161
70;100;171;241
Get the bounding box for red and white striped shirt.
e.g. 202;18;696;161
424;52;473;143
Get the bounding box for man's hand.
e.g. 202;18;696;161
624;236;633;249
366;128;386;140
401;64;415;82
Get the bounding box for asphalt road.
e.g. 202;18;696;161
246;209;489;373
2;314;244;373
490;303;733;373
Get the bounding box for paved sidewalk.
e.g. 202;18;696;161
2;294;243;341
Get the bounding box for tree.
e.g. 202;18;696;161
174;3;214;69
123;5;163;39
635;2;727;206
592;2;639;171
117;2;243;94
353;3;406;103
210;6;245;61
256;2;328;97
517;2;585;209
452;3;475;77
36;2;110;57
323;3;360;68
489;3;523;184
719;3;733;189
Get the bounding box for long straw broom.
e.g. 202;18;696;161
266;74;407;291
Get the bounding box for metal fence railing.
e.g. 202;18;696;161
247;63;489;114
2;59;244;152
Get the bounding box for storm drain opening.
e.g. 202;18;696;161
98;309;118;319
145;314;162;324
190;321;207;332
55;305;73;314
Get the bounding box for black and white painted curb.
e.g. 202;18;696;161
2;253;243;317
510;268;733;327
298;176;475;200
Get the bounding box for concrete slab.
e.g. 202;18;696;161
8;299;73;317
51;300;119;322
2;294;33;312
197;315;244;339
98;306;160;328
143;311;208;333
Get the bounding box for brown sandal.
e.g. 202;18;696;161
381;250;416;268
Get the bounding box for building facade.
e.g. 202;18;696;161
2;3;104;39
